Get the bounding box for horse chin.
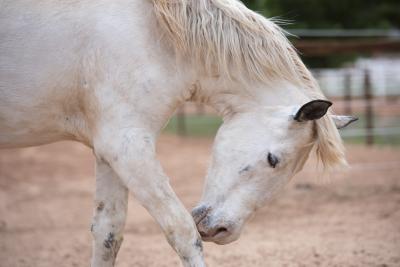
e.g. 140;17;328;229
202;229;241;245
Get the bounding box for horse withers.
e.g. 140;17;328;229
0;0;356;266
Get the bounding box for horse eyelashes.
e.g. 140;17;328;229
267;152;279;168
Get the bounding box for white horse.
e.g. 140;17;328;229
0;0;357;266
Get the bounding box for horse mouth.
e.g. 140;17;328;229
200;226;232;243
192;205;239;244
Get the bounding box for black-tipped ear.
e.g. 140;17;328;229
294;100;332;122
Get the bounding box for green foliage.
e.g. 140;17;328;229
164;115;222;137
242;0;400;29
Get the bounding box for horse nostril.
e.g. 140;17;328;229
192;205;211;225
215;227;228;235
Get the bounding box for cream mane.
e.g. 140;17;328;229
152;0;347;170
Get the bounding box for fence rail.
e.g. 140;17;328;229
341;127;400;137
171;66;399;146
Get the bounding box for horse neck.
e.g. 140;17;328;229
193;76;311;119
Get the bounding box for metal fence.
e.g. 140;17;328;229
170;63;400;146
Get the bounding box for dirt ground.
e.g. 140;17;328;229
0;135;399;267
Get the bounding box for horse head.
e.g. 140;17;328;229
192;100;357;244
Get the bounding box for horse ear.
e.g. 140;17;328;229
330;115;358;129
293;100;332;122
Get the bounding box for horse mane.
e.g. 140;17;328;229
152;0;347;170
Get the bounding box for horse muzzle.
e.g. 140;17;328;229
191;205;238;245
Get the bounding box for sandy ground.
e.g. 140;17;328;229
0;135;399;267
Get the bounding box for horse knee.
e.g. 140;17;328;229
92;199;125;226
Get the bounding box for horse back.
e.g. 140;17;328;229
0;0;153;148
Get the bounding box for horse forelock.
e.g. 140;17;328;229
152;0;347;171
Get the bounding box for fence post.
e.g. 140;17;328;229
177;105;186;136
344;69;352;114
196;103;205;115
364;69;374;145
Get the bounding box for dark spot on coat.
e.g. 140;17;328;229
295;183;313;190
195;239;203;252
239;165;251;174
102;233;123;262
267;152;279;168
182;256;189;264
97;201;105;212
103;232;115;249
90;224;94;232
143;136;151;144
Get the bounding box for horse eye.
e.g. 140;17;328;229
267;152;279;168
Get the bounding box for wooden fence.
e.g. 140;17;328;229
173;69;400;146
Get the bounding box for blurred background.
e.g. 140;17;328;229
0;1;399;267
166;0;400;145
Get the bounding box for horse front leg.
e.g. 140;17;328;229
94;128;205;267
91;158;129;267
